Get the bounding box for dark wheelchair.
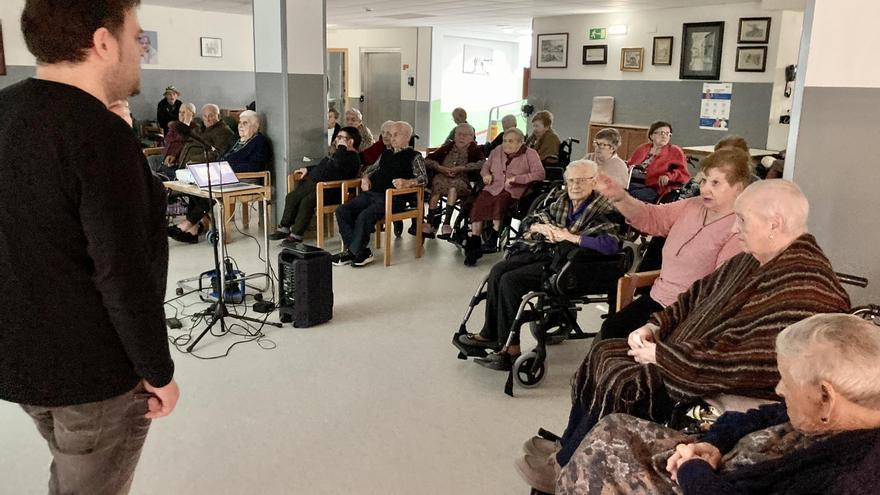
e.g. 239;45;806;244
452;239;633;397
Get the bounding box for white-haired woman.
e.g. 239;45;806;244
345;108;374;151
557;313;880;494
516;180;851;493
458;160;620;370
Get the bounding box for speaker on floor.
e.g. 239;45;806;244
278;244;333;328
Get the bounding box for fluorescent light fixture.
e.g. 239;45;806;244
608;24;627;35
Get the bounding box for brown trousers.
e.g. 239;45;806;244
20;384;152;495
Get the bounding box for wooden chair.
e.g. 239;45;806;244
615;270;660;312
220;171;271;243
374;185;425;267
316;178;362;250
143;146;165;157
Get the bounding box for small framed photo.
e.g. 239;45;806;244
582;45;607;65
536;33;569;68
200;37;222;58
738;17;771;44
620;47;644;72
652;36;673;65
735;46;768;72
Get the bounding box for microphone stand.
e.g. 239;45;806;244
184;132;280;353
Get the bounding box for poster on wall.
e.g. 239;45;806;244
462;44;493;75
138;31;158;64
699;82;732;130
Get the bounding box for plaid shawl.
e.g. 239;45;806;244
522;189;620;241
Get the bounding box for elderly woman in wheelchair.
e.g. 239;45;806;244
455;159;621;371
556;313;880;494
423;123;485;238
515;180;851;494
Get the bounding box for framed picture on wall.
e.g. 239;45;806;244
0;21;6;76
200;37;223;58
738;17;771;43
620;48;644;72
536;33;569;68
582;45;607;65
735;46;768;72
680;21;724;80
652;36;673;65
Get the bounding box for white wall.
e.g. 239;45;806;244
434;33;522;112
326;27;430;102
766;9;804;150
0;1;254;71
804;0;880;87
531;2;781;83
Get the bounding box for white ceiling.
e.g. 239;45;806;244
143;0;733;32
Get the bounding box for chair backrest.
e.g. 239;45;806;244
615;270;660;312
143;146;165;157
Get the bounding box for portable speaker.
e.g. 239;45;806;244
278;245;333;327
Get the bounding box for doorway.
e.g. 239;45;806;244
327;48;348;113
360;50;401;137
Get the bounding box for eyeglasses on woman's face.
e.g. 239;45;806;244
652;130;671;137
593;140;614;149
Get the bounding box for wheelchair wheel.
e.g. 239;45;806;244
513;352;546;388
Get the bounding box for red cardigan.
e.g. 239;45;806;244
627;143;689;198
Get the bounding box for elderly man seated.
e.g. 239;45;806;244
344;108;374;151
458;160;620;370
557;313;880;494
423;123;486;238
269;126;362;244
332;122;426;267
514;180;851;494
176;103;235;167
168;111;272;244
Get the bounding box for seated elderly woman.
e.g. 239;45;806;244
423;123;486;238
514;180;850;493
626;121;689;203
584;128;629;188
464;127;545;266
344;108;375;151
557;313;880;494
168;110;272;243
591;148;750;341
151;102;197;174
458;160;620;370
525;110;562;168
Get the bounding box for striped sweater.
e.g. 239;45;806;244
650;233;851;400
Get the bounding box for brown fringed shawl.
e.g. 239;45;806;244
573;234;850;416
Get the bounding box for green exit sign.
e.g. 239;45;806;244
589;28;606;40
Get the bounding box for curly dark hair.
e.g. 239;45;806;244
22;0;141;64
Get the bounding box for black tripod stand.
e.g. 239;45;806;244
178;134;281;353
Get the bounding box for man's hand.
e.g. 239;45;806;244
392;178;412;189
482;174;493;185
361;177;371;191
666;442;722;482
294;167;308;178
163;155;176;166
142;378;180;419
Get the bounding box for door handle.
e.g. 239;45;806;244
359;94;365;103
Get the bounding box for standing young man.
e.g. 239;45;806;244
0;1;179;493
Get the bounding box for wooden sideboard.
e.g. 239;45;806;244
586;123;650;161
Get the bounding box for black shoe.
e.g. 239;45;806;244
280;234;303;249
167;225;181;237
269;229;290;240
172;230;199;244
464;235;483;266
393;221;403;238
482;228;499;253
351;249;374;267
458;333;499;349
474;352;513;371
331;250;355;266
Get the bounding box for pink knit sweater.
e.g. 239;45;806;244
627;196;742;306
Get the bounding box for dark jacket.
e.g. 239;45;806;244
0;79;173;406
178;121;236;165
308;147;361;183
223;132;272;173
157;98;182;134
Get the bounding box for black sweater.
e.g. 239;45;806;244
0;79;174;407
308;147;361;183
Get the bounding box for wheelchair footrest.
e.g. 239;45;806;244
451;334;491;358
